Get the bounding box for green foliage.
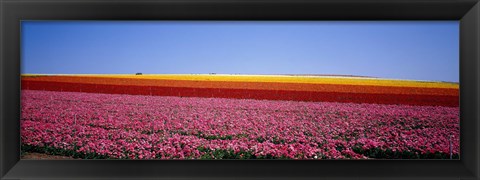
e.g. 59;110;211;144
21;144;459;160
196;146;288;160
202;135;233;140
141;129;164;135
170;130;233;140
335;145;345;152
22;144;109;159
256;137;266;143
271;136;286;144
352;146;460;159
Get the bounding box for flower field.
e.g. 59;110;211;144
22;75;458;107
20;74;460;159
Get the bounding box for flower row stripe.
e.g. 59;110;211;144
22;77;458;96
22;74;458;89
22;81;458;107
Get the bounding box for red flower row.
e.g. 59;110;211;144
21;76;459;96
22;80;459;107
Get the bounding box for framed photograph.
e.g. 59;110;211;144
1;0;479;179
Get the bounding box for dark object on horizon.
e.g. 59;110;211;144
136;73;142;75
209;73;216;75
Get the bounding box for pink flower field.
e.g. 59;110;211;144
21;90;460;159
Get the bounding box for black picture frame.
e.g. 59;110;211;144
1;0;479;179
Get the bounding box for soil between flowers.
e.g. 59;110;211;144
21;152;76;160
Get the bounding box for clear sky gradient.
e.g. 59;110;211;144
21;21;459;82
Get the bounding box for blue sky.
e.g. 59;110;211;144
21;21;459;82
